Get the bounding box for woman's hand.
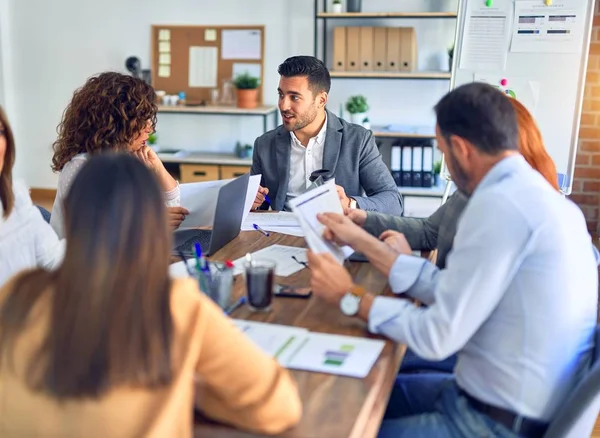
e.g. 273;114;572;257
168;206;189;230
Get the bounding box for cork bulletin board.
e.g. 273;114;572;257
151;25;265;104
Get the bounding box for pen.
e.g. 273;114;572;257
253;223;270;236
193;243;203;273
264;194;271;206
177;249;195;276
225;296;246;315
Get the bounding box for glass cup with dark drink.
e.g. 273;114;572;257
245;260;275;311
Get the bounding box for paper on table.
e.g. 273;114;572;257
284;332;385;378
231;244;308;277
510;0;584;54
288;183;354;264
179;174;260;229
257;226;305;237
242;211;305;237
232;319;309;365
169;258;195;278
459;0;512;71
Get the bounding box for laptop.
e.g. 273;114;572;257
173;173;250;257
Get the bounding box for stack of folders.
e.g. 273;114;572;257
390;141;434;188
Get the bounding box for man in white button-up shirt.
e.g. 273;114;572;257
250;56;403;215
305;83;598;437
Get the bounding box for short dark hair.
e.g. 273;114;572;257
434;82;518;155
278;56;331;94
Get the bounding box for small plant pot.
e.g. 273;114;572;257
448;55;453;71
236;89;258;109
434;174;441;186
332;3;342;13
350;112;367;124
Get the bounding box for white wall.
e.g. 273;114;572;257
6;0;457;188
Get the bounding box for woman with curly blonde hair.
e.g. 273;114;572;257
50;72;188;238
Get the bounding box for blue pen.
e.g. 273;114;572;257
225;296;246;315
264;194;271;205
194;243;209;291
253;223;270;236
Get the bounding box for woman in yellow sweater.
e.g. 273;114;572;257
0;153;302;437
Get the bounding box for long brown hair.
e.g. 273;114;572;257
0;106;15;217
510;98;560;190
0;154;173;398
51;72;157;172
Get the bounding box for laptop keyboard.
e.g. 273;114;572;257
174;230;212;256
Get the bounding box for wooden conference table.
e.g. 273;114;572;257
192;230;406;438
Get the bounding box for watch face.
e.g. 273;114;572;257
340;293;360;316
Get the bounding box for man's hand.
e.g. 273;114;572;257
379;230;413;255
307;250;353;305
335;185;352;209
317;212;375;249
252;186;269;210
168;206;189;230
346;208;367;227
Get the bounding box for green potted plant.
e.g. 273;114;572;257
447;45;454;71
433;159;442;186
332;0;342;13
233;72;260;109
345;95;369;124
234;142;254;158
147;132;157;146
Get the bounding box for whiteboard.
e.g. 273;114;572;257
446;0;594;194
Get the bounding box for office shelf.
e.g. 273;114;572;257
317;12;457;19
330;71;451;80
157;105;278;132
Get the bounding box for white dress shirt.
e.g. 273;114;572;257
368;155;598;421
284;115;327;209
0;180;65;286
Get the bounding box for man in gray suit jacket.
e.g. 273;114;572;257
250;56;403;215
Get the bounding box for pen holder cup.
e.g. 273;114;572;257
196;262;234;309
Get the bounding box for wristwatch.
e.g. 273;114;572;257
340;285;367;316
348;197;357;209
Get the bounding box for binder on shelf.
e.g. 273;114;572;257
390;144;401;186
400;145;412;187
422;146;433;188
333;27;346;71
359;27;374;71
346;27;361;71
399;27;417;72
386;28;401;72
373;27;387;71
411;145;423;187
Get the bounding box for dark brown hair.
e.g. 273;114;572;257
0;106;15;217
0;154;173;398
51;72;157;172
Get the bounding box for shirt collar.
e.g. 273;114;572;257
472;154;527;196
290;113;327;147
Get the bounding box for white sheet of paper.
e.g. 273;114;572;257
459;0;512;71
159;53;171;65
231;244;308;277
256;226;305;237
158;65;170;77
241;175;261;224
158;29;170;41
285;332;385;378
159;41;170;53
189;46;218;88
510;0;584;53
473;74;541;116
242;211;299;229
179;179;228;228
169;258;195;278
232;62;262;80
221;29;262;60
288;184;354;264
232;319;309;365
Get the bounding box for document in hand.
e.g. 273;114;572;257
179;174;260;228
288;183;354;264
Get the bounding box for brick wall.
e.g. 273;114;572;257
570;3;600;238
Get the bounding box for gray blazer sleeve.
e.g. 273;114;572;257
352;131;403;216
250;137;263;182
363;199;450;251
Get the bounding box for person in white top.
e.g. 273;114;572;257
0;106;65;286
49;72;188;239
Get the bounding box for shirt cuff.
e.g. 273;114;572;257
367;295;412;341
388;254;428;294
164;181;180;206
